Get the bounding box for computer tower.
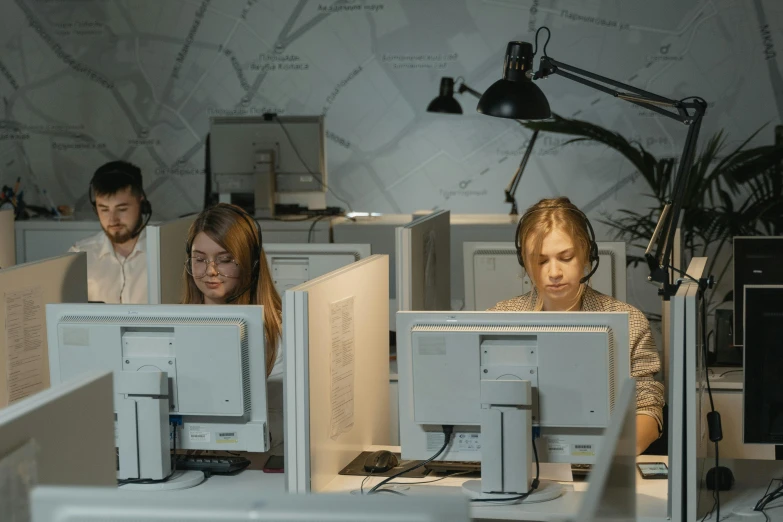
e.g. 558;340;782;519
733;237;783;346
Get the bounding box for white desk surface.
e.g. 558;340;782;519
318;446;668;522
123;470;285;497
706;368;743;391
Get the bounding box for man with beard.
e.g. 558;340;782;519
69;161;152;303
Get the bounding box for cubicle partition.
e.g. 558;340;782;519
146;215;197;304
0;253;87;407
0;208;15;269
395;210;450;313
0;371;115;488
668;257;711;522
284;255;390;492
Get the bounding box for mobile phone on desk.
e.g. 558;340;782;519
637;462;668;479
263;455;284;473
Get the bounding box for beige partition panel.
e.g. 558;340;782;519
0;252;87;407
0;371;115;487
285;255;389;492
146;215;196;304
0;209;14;269
396;210;450;312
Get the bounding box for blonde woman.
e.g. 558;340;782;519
490;197;664;454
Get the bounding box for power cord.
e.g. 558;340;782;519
754;478;783;521
368;425;454;494
701;290;724;521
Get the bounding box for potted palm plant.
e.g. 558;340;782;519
521;115;783;309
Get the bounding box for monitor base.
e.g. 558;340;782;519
119;470;205;491
462;479;564;503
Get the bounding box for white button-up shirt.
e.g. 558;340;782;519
69;229;148;304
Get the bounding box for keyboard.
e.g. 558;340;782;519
174;454;251;475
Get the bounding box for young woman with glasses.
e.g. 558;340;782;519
182;203;282;378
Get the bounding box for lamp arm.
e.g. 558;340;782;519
504;130;540;215
457;83;483;99
535;56;707;297
537;57;703;123
646;109;705;295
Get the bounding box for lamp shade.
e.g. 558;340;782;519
477;42;551;120
427;77;463;114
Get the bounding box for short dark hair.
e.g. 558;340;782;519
91;161;143;198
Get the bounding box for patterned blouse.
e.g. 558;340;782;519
488;286;665;431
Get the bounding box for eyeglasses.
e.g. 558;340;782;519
185;256;241;279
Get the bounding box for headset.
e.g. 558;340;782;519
514;205;600;285
185;204;263;304
89;161;152;239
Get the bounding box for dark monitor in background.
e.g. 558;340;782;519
733;237;783;346
711;309;741;366
743;285;783;444
209;115;327;215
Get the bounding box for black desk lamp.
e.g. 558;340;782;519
476;28;709;297
427;77;540;216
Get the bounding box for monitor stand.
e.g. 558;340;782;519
119;470;205;491
463;379;565;503
462;479;564;503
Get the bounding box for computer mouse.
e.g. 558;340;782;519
363;450;399;473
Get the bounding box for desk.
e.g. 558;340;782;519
319;446;668;521
124;470;285;497
708;368;744;391
708;458;783;521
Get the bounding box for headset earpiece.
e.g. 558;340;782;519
514;205;600;285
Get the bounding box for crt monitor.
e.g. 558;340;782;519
209;115;327;211
743;285;783;444
264;243;371;293
463;241;627;311
732;237;783;346
31;489;470;522
397;311;630;500
46;304;269;482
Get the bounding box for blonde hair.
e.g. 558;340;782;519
182;203;282;377
517;197;592;310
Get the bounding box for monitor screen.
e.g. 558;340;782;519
733;237;783;346
31;488;471;522
46;304;269;454
264;243;371;293
463;242;627;311
743;285;783;444
210;115;326;195
397;311;630;464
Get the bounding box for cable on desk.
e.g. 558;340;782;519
368;425;454;494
